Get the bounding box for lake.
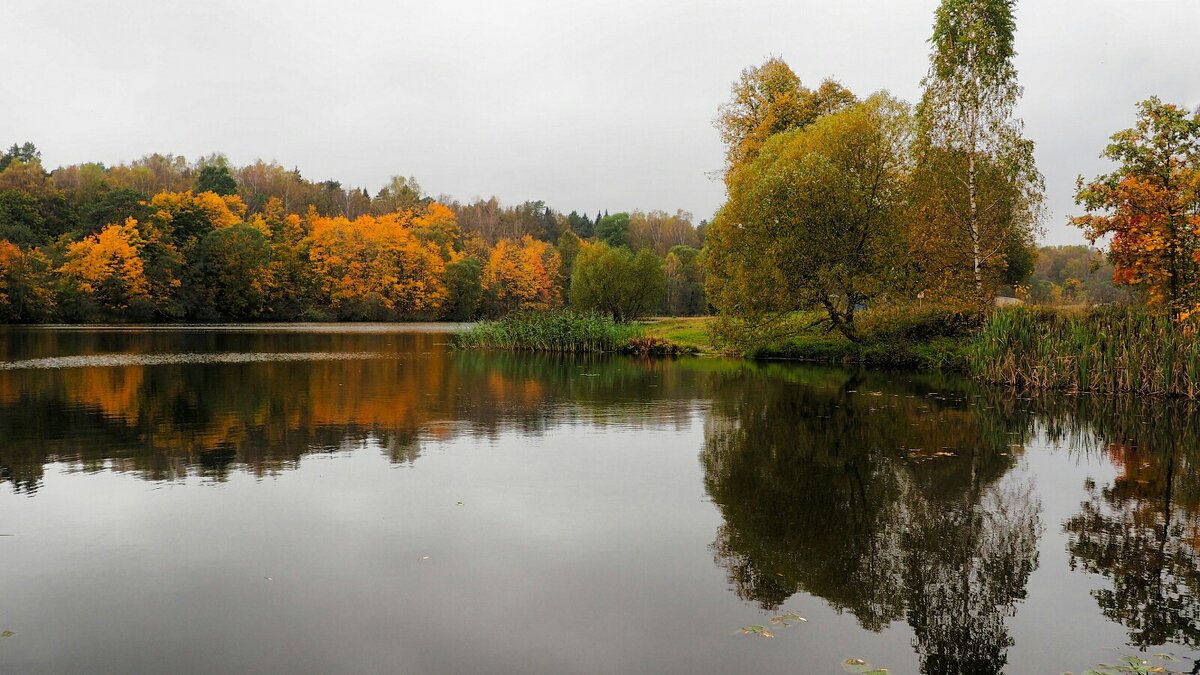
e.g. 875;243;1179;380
0;325;1197;674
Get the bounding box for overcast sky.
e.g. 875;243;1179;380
3;0;1197;245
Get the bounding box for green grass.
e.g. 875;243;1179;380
705;305;980;369
640;316;715;352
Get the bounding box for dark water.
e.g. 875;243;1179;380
1;326;1198;674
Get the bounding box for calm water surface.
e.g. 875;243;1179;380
0;325;1197;674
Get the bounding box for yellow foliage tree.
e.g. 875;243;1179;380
0;241;56;321
147;190;246;241
60;218;152;313
308;211;448;319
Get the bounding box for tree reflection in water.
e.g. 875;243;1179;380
1061;401;1200;651
701;364;1043;675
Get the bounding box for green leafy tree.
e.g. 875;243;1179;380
0;142;40;172
0;190;48;245
706;94;912;342
569;242;666;322
595;212;630;249
566;211;594;238
81;187;151;235
556;229;582;295
192;224;272;319
914;0;1044;309
195;164;238;196
442;257;484;321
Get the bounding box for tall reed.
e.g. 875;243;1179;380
451;311;643;353
967;306;1200;398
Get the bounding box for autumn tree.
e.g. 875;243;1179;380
569;242;666;322
371;175;425;215
665;245;706;316
59;218;153;317
410;202;462;256
309;212;448;320
481;235;562;314
715;58;855;178
628;209;700;256
1072;98;1200;321
706;94;912;342
914;0;1043;309
0;241;56;321
261;204;318;319
147;189;246;243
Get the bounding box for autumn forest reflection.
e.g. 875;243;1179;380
1;327;1199;673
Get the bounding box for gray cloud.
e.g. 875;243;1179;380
3;0;1196;244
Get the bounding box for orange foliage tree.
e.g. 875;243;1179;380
482;235;562;314
1073;98;1200;321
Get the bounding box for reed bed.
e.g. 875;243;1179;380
451;311;644;353
967;306;1200;398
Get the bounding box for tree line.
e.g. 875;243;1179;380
0;146;706;322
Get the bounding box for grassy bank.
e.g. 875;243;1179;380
456;306;1200;398
452;312;695;355
967;306;1200;397
700;305;980;369
640;316;716;352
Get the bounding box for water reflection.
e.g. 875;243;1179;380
0;328;706;492
1060;401;1200;651
3;327;1200;673
700;365;1042;674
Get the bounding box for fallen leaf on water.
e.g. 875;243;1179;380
769;612;808;626
1;631;14;638
740;624;773;638
843;657;889;674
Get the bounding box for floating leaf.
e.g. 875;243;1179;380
0;630;14;638
769;612;808;626
843;657;888;674
740;624;773;638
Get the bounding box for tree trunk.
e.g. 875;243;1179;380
968;152;985;312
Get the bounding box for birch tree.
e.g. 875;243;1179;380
915;0;1043;308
